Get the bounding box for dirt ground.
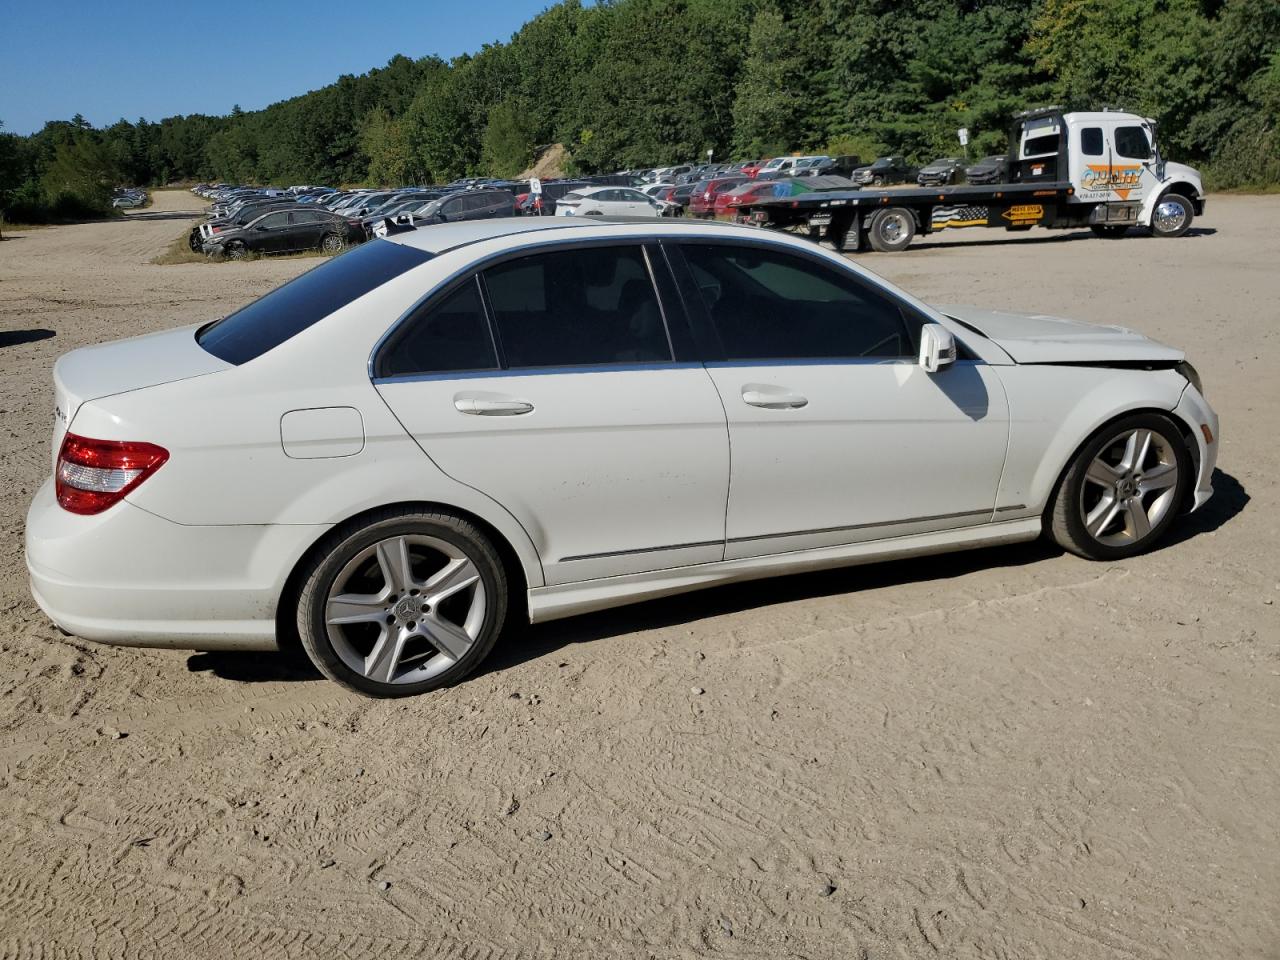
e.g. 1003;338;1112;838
0;190;1276;959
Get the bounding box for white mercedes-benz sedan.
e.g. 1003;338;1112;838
26;218;1218;697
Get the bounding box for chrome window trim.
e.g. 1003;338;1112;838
373;360;706;386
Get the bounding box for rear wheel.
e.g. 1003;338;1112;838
1091;224;1129;239
1048;413;1191;561
1150;193;1194;238
320;232;346;254
296;508;508;697
223;240;247;260
866;207;916;253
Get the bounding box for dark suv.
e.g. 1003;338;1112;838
852;157;917;187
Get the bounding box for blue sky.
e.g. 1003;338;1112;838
0;0;557;135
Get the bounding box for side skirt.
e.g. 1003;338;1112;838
527;518;1043;623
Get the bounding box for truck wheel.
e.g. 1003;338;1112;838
867;207;915;253
871;176;884;187
1091;225;1129;239
1150;193;1193;238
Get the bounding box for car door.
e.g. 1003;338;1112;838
373;241;730;585
1106;121;1159;206
251;211;292;252
288;210;325;249
669;239;1009;560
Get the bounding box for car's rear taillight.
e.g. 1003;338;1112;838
55;433;169;515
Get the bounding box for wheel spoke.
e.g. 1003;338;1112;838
1141;462;1177;492
1085;458;1121;488
1086;492;1120;537
375;537;416;595
1119;430;1151;472
419;615;472;661
327;593;387;626
1125;499;1152;540
423;558;479;606
364;625;409;682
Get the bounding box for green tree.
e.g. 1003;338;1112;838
732;6;806;158
362;107;412;184
481;101;535;177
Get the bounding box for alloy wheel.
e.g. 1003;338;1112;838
1078;427;1180;547
324;535;486;685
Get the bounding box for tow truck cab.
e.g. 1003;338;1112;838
1011;107;1205;233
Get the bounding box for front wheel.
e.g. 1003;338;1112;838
1150;193;1194;238
296;508;509;697
1047;413;1192;561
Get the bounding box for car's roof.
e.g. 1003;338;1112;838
383;216;798;255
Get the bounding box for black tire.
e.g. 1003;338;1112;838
871;175;884;187
296;507;509;698
1091;224;1129;238
223;240;247;260
320;232;346;254
1149;192;1194;238
866;206;916;253
188;229;202;252
1047;413;1192;561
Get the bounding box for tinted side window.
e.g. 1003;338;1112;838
197;240;433;365
258;212;289;229
1114;126;1151;158
484;246;671;367
379;277;497;378
1080;127;1104;156
680;243;918;360
290;210;323;224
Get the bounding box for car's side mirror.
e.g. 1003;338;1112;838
919;323;957;373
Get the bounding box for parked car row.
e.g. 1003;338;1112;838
185;146;1013;260
618;149;1016;192
111;188;148;209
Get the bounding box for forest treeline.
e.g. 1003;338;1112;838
1;0;1277;221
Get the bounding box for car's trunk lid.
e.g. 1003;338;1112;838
52;324;229;461
937;304;1184;364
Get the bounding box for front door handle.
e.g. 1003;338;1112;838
741;386;808;409
454;395;534;416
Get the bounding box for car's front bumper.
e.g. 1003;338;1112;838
25;480;329;651
1175;383;1219;511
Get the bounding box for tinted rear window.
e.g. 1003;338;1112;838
196;240;433;364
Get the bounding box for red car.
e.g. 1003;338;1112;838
686;177;749;218
739;160;769;179
715;181;780;219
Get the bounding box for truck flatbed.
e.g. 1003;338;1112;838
739;180;1082;252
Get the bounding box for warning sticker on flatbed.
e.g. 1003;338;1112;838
1000;204;1045;225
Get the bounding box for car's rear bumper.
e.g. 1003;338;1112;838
25;480;329;651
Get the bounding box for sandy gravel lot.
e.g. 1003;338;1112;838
0;190;1276;959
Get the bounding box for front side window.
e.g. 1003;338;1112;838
680;243;920;361
1114;125;1152;159
483;246;671;367
1080;127;1104;156
378;277;497;378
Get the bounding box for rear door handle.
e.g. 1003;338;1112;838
741;386;808;409
454;395;534;416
